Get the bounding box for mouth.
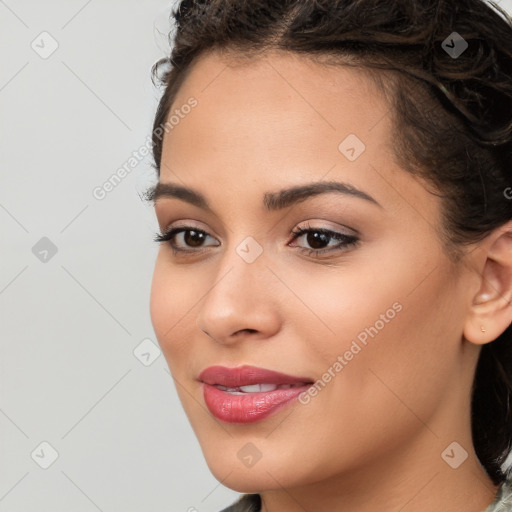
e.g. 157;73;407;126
198;365;315;423
214;382;308;394
198;364;314;387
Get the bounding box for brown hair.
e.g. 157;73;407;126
148;0;512;486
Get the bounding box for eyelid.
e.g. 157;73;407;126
159;220;355;242
159;216;358;236
296;219;360;237
160;220;217;239
155;220;360;258
154;223;220;250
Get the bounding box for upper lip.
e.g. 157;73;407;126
198;365;314;387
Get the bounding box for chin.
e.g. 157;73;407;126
207;463;283;494
200;442;308;493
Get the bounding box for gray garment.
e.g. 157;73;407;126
484;477;512;512
220;476;512;511
219;493;260;512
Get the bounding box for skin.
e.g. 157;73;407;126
149;49;512;512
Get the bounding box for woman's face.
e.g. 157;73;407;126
150;50;482;492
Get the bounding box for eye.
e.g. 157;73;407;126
153;222;360;258
153;225;219;255
289;222;359;257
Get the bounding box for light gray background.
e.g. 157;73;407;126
1;1;512;511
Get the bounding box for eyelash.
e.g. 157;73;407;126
153;222;359;258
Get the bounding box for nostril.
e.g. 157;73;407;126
237;328;257;335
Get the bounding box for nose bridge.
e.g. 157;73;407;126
195;233;279;341
215;217;270;286
205;234;269;311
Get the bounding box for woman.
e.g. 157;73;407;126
144;0;512;510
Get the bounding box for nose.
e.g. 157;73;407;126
195;247;281;346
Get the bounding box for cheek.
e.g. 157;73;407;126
294;248;460;417
253;268;460;484
147;238;465;489
149;255;198;367
278;254;407;367
321;270;459;426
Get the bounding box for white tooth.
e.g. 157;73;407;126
216;386;239;392
239;384;262;393
239;383;278;393
259;383;278;392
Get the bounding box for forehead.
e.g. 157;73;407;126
155;50;444;239
172;49;389;127
162;49;394;174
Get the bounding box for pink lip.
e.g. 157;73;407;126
198;365;314;424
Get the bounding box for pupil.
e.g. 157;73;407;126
185;230;204;247
181;230;331;250
308;232;329;249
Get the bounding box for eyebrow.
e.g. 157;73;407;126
144;180;382;212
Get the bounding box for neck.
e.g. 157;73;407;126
259;412;500;512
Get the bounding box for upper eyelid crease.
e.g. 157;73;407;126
144;180;383;212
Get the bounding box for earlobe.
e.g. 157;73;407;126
473;292;492;305
463;222;512;346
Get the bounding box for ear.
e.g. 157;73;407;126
464;220;512;345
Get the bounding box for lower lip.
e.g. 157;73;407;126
202;383;311;424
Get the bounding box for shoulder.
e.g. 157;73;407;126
217;477;512;511
484;475;512;512
219;493;261;512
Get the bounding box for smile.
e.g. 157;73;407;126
198;365;314;423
